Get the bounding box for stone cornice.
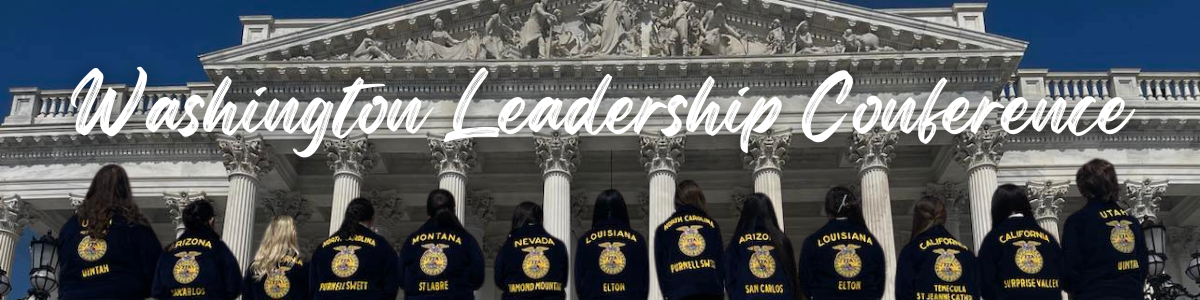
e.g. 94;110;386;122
0;132;222;165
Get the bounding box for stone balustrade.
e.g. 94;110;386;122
998;69;1200;102
4;83;214;126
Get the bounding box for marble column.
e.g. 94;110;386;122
535;132;580;300
925;182;968;239
164;192;210;238
218;134;274;270
0;195;32;276
744;129;791;228
430;138;476;221
848;128;898;300
324;137;375;234
1122;178;1169;223
954;124;1007;250
1026;181;1069;240
640;133;685;300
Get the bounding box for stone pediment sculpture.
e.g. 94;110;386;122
200;0;1027;65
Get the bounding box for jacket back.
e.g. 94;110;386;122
243;254;308;300
494;224;570;300
653;204;724;300
399;219;486;300
309;225;402;300
798;218;885;300
978;215;1063;300
151;229;242;300
574;220;649;300
895;225;979;300
1061;200;1148;300
57;214;163;300
725;227;796;300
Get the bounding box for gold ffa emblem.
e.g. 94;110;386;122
748;245;777;279
1013;241;1044;274
598;242;627;275
933;249;963;282
331;245;362;278
420;244;450;276
172;251;202;284
1107;220;1136;254
833;244;863;278
264;266;292;299
676;225;707;257
77;234;108;262
521;246;551;279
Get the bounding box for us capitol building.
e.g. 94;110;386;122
2;0;1199;299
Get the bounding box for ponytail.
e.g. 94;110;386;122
333;198;374;238
825;186;865;226
426;189;465;231
182;200;218;237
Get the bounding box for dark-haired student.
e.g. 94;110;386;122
244;215;308;300
58;164;164;300
399;189;486;300
655;180;724;300
978;184;1064;300
309;197;402;300
798;187;885;300
1062;159;1148;300
725;193;798;300
495;202;570;300
895;196;979;300
574;189;649;300
151;200;242;299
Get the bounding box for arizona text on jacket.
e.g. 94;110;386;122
308;224;402;300
798;218;885;300
1061;200;1148;300
653;204;725;300
57;215;163;300
243;254;308;300
574;219;649;300
725;228;796;300
495;223;569;300
978;214;1064;300
399;219;486;300
151;228;242;299
895;225;980;300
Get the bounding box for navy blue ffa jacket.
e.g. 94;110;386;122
151;228;242;300
494;223;570;300
1061;200;1148;300
895;225;980;300
242;253;309;300
309;225;402;300
57;215;163;300
398;219;486;300
724;228;796;300
654;204;725;300
574;219;649;300
978;215;1064;300
798;218;886;300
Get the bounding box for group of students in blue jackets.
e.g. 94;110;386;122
55;158;1148;300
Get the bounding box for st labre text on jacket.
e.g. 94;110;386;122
896;225;980;300
978;214;1064;300
309;224;402;300
798;218;886;300
151;228;242;299
57;215;163;300
574;219;649;300
399;219;486;300
1062;200;1148;300
494;223;570;300
654;204;725;300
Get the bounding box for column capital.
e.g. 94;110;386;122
466;190;497;224
924;182;969;214
535;132;581;177
1026;180;1070;222
69;193;85;210
1122;178;1168;222
164;191;208;227
429;138;476;176
954;124;1007;170
365;189;411;223
0;195;33;235
744;128;792;173
848;128;898;172
571;191;591;236
324;136;376;178
262;190;312;224
219;134;274;178
640;133;685;174
729;187;752;220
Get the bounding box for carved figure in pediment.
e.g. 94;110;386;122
405;18;483;60
482;4;520;59
578;0;629;56
550;23;582;57
652;1;697;56
698;3;747;55
766;19;788;54
843;29;880;52
519;0;558;58
791;20;815;53
352;38;396;60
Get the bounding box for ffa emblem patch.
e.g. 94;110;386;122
1013;241;1044;274
332;245;362;278
420;243;450;276
748;245;777;279
77;234;108;262
1107;220;1136;254
172;251;202;284
264;266;292;299
932;249;963;282
832;244;863;278
521;246;551;279
676;225;707;257
598;242;627;275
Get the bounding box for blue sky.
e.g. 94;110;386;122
1;0;1200;296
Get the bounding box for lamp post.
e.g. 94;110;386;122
1143;221;1200;300
0;269;11;299
23;232;57;300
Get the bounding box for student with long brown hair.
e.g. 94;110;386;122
152;199;242;299
58;164;163;300
799;186;885;300
1062;159;1147;300
978;184;1064;300
654;180;724;300
724;193;797;300
895;196;979;300
244;215;308;300
398;189;485;300
309;197;401;300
